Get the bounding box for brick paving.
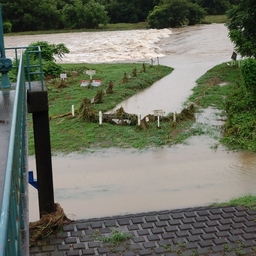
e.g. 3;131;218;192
29;206;256;256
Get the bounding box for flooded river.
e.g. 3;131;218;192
6;24;256;221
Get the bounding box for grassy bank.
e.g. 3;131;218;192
28;60;256;155
7;15;227;36
202;15;228;24
188;60;256;152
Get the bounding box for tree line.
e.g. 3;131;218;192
2;0;238;32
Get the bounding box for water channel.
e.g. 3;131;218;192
5;24;256;221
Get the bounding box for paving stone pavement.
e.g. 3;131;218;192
29;206;256;256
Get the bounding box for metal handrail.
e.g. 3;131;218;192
0;50;28;255
5;46;44;90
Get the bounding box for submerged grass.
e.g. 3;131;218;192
189;60;256;152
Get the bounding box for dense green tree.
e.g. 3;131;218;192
147;0;205;28
27;41;70;77
97;0;158;23
186;2;206;25
147;5;171;29
28;41;70;62
62;0;109;29
2;0;60;31
97;0;140;23
242;58;256;97
191;0;231;14
1;0;236;31
226;0;256;58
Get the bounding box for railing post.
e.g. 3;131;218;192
27;89;55;217
0;4;12;89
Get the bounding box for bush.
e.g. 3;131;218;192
147;5;171;29
62;0;109;29
187;3;206;25
241;58;256;96
24;41;69;78
42;61;63;77
28;41;70;62
3;21;12;33
147;0;205;28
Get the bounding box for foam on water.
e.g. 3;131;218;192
5;28;172;63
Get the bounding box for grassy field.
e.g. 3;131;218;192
202;15;228;24
28;62;177;154
28;59;256;155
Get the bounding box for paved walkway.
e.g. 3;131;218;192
29;206;256;256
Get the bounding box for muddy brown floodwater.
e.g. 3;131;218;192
7;24;256;221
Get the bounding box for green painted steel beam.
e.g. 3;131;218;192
0;4;12;89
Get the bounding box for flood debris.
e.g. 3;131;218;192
132;67;137;77
57;78;67;88
106;80;114;94
105;106;137;125
141;62;146;72
93;90;104;104
29;203;71;247
121;72;128;84
78;97;97;121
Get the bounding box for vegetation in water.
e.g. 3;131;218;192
187;60;256;152
27;58;256;155
212;194;256;211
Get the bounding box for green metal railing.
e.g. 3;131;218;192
5;46;44;90
0;51;28;255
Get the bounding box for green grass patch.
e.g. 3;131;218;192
187;62;242;109
100;230;131;247
212;194;256;211
202;15;228;24
186;60;256;152
28;63;176;154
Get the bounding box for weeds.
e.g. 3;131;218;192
100;230;131;247
223;244;232;252
161;244;172;252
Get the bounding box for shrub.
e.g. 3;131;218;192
147;0;205;28
3;21;12;33
241;58;256;96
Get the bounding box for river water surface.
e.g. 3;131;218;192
6;24;256;221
